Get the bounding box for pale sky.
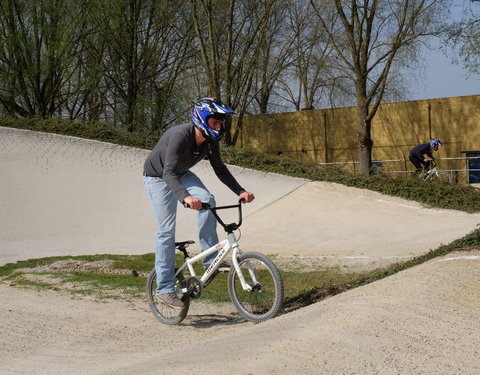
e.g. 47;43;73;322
410;0;480;101
411;40;480;101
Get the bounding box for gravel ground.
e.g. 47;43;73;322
1;127;480;374
1;250;479;374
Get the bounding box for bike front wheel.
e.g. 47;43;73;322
228;252;284;323
146;268;190;325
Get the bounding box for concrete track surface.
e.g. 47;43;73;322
1;126;480;374
1;126;479;268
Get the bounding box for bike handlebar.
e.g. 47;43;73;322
183;199;245;233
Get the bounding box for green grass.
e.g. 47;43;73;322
1;226;479;309
0;250;367;303
221;146;480;213
0;253;370;306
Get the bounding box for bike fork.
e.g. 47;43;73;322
231;246;257;291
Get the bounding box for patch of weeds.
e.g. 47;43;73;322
282;267;384;311
5;272;59;290
61;271;146;299
286;228;480;308
1;228;480;310
111;253;155;274
221;146;480;213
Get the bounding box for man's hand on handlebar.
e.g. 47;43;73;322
184;191;254;210
183;195;203;210
239;191;255;203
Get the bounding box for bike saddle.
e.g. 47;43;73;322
175;240;195;249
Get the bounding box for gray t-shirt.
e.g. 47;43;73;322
144;123;245;202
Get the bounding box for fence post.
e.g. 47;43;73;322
402;151;409;177
323;111;328;163
428;101;432;140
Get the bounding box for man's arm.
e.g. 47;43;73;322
162;132;190;203
425;148;434;159
413;143;432;161
207;144;255;203
208;143;245;196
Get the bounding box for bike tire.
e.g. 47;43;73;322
439;173;452;183
228;252;284;323
424;171;451;183
146;268;190;325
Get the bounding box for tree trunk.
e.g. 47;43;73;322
224;117;233;145
356;105;373;175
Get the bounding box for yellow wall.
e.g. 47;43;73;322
234;95;480;179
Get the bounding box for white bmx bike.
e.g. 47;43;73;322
146;200;284;325
422;160;452;183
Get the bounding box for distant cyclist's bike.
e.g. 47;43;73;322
146;200;284;325
422;160;452;183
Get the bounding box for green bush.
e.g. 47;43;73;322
2;116;479;213
0;116;159;149
221;146;480;213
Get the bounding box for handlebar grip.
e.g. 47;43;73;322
182;201;211;209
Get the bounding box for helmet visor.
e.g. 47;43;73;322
209;113;227;121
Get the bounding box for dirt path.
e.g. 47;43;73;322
2;127;480;374
1;250;479;374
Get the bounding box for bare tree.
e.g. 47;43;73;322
275;1;348;111
93;0;193;131
188;0;278;144
445;0;480;76
311;0;448;174
0;0;83;117
247;0;295;114
61;0;107;123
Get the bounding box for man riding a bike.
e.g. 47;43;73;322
143;97;255;309
409;138;443;176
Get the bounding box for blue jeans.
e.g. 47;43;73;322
143;171;219;293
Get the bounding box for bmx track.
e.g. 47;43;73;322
1;126;479;374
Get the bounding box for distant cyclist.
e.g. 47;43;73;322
409;138;443;175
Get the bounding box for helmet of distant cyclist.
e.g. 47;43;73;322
430;138;443;151
191;97;235;143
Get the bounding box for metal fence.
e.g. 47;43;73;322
317;156;480;185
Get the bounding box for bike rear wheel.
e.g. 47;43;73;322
146;268;190;325
228;252;284;323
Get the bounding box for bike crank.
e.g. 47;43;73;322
185;276;203;299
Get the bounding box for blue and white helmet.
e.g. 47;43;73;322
430;138;443;151
191;97;235;142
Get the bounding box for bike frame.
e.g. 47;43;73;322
423;160;451;182
147;200;284;325
174;203;256;292
424;166;439;179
